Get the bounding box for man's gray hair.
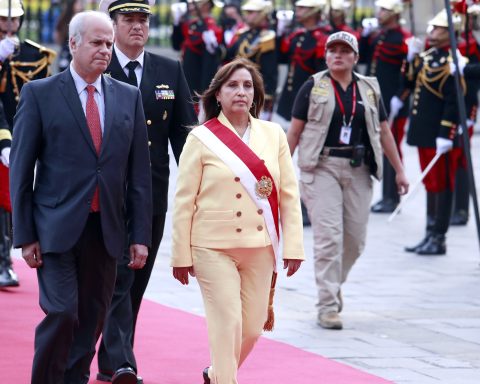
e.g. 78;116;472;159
69;11;113;54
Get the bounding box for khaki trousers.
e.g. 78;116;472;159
300;156;373;314
192;246;274;384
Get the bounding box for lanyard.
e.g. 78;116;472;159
331;78;357;127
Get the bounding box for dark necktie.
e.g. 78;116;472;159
126;61;139;87
86;85;102;211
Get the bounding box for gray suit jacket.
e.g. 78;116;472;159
9;68;152;258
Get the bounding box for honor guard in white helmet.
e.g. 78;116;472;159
277;0;330;121
0;0;56;289
359;0;412;214
403;8;466;256
171;0;224;103
328;0;357;35
450;0;480;226
225;0;276;120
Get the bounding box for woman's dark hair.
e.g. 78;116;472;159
200;58;265;122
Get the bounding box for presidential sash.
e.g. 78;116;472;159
191;117;280;264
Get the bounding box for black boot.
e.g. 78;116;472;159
451;168;469;226
416;233;446;255
405;232;432;252
0;209;18;288
405;192;436;253
417;190;453;256
371;155;400;213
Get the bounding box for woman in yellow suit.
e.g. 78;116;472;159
171;58;305;384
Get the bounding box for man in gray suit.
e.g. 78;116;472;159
9;11;152;384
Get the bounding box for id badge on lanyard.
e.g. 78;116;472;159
331;79;356;145
339;125;352;144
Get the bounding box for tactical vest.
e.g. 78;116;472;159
297;70;384;180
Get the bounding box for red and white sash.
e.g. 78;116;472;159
191;117;280;265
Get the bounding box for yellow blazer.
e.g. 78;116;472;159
170;112;305;267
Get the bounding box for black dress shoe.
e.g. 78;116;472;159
0;267;19;287
203;367;210;384
416;234;446;255
97;371;114;382
98;370;143;384
112;367;141;384
404;233;431;253
450;210;468;226
371;199;398;213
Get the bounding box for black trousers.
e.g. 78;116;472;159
0;208;12;268
97;213;166;374
32;213;117;384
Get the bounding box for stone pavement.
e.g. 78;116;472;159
145;125;480;384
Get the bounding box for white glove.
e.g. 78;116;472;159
276;10;293;36
1;147;10;167
171;2;187;26
0;36;19;62
202;30;218;54
449;49;468;76
406;37;423;62
389;96;404;119
436;137;453;155
361;18;378;37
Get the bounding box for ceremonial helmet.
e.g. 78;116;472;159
294;0;327;20
242;0;273;14
0;0;24;17
99;0;154;16
330;0;351;12
428;9;463;32
374;0;403;14
468;3;480;15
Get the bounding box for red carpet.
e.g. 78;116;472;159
0;260;392;384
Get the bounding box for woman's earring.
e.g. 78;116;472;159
216;100;221;108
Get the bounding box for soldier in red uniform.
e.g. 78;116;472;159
328;0;358;36
276;0;330;121
0;103;12;287
359;0;411;213
0;0;55;287
226;0;277;120
450;3;480;225
403;9;465;255
171;0;223;102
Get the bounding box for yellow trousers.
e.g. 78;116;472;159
192;246;275;384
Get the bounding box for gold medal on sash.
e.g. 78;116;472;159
255;176;273;199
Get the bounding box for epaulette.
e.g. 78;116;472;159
259;30;275;53
25;39;57;64
259;30;275;43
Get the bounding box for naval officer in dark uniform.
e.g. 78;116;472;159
97;1;197;383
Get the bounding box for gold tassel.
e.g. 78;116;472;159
263;272;277;332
